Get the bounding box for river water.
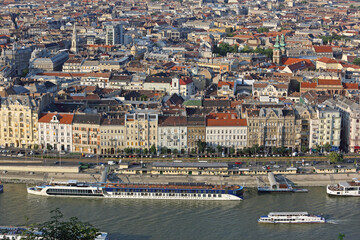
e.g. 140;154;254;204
0;184;359;240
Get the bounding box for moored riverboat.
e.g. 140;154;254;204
27;181;244;201
258;212;325;224
327;178;360;196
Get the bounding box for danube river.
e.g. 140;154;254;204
1;184;359;240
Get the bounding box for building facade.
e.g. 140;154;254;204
158;116;187;151
100;117;126;154
206;113;247;149
324;97;360;153
105;23;124;45
38;113;73;151
0;95;40;148
187;116;206;152
309;107;341;151
72;114;101;154
246;108;300;150
125;113;158;149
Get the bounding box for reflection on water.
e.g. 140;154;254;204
1;184;359;240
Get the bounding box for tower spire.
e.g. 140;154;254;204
70;23;78;54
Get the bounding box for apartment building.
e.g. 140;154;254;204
72;114;101;154
158;116;187;151
206;113;247;149
0;95;40;148
246;108;300;150
100;117;126;154
187;116;206;152
309;107;341;151
324;97;360;153
125;113;158;149
38;113;73;151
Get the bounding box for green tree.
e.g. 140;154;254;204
150;144;157;154
301;145;308;153
213;42;238;56
206;147;214;154
24;208;99;240
353;58;360;66
161;147;168;154
338;233;346;240
173;149;178;154
328;152;343;164
21;68;29;77
124;147;133;154
257;27;269;33
229;147;235;155
143;148;149;155
217;145;223;155
197;140;206;154
323;143;332;152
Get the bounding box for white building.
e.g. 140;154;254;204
309;107;341;151
158;116;187;151
38;113;73;151
105;22;124;45
170;77;196;99
206;114;247;149
324;97;360;153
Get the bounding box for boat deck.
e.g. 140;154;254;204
49;182;242;191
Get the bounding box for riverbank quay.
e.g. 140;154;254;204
0;170;358;187
1;154;359;164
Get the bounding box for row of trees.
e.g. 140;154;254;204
240;46;273;58
213;42;238;56
212;42;273;58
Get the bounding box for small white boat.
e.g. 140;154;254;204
327;178;360;197
258;212;326;224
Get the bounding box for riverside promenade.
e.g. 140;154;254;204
1;169;359;187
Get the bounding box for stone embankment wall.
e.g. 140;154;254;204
1;171;359;187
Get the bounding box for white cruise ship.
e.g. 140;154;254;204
327;178;360;196
27;180;244;201
258;212;326;224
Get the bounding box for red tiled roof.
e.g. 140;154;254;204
179;77;193;85
317;79;342;86
207;112;238;119
38;113;74;124
342;83;359;89
206;118;247;127
301;82;317;88
317;57;338;64
218;81;234;88
313;46;333;53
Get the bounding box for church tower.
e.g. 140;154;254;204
273;35;281;64
280;34;287;60
70;23;78;54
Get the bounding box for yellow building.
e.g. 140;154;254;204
100;117;126;154
125;113;158;149
0;95;40;148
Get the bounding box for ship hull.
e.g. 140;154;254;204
27;186;243;201
327;187;360;197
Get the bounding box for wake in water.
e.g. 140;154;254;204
326;219;346;224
